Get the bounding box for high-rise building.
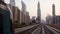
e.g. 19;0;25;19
25;12;30;25
52;4;55;16
15;7;20;23
21;1;26;23
32;16;36;23
55;16;60;26
37;2;41;23
46;14;52;24
52;4;55;24
7;4;16;22
21;1;26;12
10;0;15;6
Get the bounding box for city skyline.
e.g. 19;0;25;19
5;0;60;20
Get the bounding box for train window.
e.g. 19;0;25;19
0;13;3;34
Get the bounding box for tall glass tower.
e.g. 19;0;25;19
21;1;26;23
52;4;55;24
10;0;15;6
21;1;26;12
37;2;41;23
52;4;55;16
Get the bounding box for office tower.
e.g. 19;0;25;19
55;16;60;26
52;4;55;16
21;1;26;12
46;14;52;24
52;4;55;24
37;2;41;23
25;12;30;25
10;0;15;6
21;1;26;23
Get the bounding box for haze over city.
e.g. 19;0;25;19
5;0;60;20
1;0;60;34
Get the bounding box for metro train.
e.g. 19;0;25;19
0;1;14;34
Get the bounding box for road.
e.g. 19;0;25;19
15;23;60;34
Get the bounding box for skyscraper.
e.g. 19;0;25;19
52;4;55;16
21;1;26;23
21;1;26;12
37;2;41;23
52;4;55;24
10;0;15;6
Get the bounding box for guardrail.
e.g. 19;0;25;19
44;24;60;34
15;24;39;34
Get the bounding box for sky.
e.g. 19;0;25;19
5;0;60;20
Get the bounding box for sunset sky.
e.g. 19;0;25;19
5;0;60;20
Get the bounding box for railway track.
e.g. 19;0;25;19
15;23;60;34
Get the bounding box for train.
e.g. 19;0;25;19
0;1;14;34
